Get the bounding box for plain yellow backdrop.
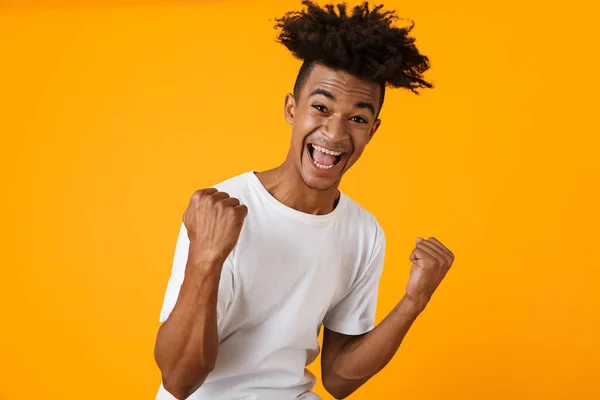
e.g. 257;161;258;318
1;0;599;399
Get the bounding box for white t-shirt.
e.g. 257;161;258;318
156;171;386;400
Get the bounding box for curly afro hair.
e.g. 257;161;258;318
274;1;433;111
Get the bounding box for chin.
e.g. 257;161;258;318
300;171;339;192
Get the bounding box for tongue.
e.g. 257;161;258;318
313;149;337;166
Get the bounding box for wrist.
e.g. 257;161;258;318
181;260;223;298
188;244;228;267
401;293;429;315
185;258;224;278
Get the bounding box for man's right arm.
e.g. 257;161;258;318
154;255;222;399
154;188;248;399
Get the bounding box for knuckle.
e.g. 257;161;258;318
207;193;219;203
191;191;202;201
237;205;248;217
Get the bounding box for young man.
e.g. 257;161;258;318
154;2;455;399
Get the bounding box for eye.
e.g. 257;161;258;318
312;104;328;113
351;116;368;124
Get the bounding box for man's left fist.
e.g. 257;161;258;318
405;237;455;311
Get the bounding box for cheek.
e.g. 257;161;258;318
299;112;321;130
294;114;321;141
350;132;371;154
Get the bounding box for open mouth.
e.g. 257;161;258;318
307;143;344;170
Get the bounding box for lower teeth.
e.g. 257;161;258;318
313;160;334;169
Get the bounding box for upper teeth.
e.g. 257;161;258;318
313;145;342;156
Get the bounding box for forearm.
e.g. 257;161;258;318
330;296;424;394
154;260;222;399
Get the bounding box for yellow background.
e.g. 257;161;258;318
1;0;599;399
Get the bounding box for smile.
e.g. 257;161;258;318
307;143;344;170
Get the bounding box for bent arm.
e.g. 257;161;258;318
321;295;423;399
154;256;223;400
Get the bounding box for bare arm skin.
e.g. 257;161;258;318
154;257;222;399
154;189;248;399
321;237;455;399
321;296;422;399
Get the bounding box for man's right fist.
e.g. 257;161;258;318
183;188;248;265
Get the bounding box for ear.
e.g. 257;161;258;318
368;119;382;142
284;93;296;125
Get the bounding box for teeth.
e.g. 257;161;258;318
313;160;335;169
313;144;342;156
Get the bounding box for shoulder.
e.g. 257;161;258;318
340;194;386;267
342;194;385;242
210;171;255;198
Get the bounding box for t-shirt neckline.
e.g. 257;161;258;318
246;170;346;225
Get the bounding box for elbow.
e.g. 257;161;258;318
161;364;215;400
322;377;356;400
162;380;198;400
325;389;354;400
162;380;191;400
324;387;354;400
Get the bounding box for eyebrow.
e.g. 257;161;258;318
355;101;376;116
309;88;336;101
309;88;376;116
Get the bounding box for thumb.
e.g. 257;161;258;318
410;247;427;267
416;237;424;244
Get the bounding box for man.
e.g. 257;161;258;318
154;2;455;399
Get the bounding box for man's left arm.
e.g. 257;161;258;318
321;237;455;399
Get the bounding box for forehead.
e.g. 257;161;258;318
301;64;381;105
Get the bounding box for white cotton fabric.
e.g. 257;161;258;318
156;171;386;400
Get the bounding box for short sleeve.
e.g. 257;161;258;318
158;223;234;326
323;225;386;335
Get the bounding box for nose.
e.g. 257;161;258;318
322;115;349;143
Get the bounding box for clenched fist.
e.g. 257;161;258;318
405;237;454;311
183;188;248;266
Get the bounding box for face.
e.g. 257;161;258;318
284;64;382;191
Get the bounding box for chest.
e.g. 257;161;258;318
228;215;359;329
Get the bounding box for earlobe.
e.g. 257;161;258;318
284;93;296;125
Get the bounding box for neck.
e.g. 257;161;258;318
255;160;341;216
